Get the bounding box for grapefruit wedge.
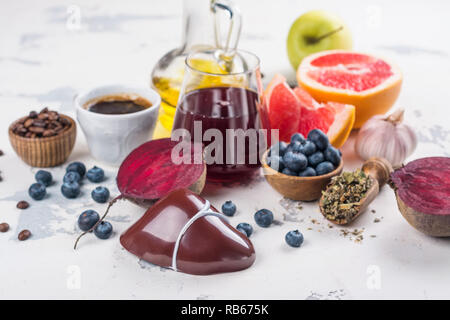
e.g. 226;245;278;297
264;74;301;142
325;102;356;148
297;50;402;128
265;75;355;148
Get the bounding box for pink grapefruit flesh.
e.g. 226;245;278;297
265;74;355;146
297;50;402;128
307;52;393;92
265;76;301;142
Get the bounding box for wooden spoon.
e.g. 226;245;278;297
319;157;393;225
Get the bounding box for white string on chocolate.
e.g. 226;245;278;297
171;200;228;272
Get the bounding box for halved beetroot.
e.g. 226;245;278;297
390;157;450;237
117;138;206;203
74;138;206;249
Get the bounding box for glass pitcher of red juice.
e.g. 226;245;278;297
172;49;269;183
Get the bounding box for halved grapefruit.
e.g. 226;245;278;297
265;74;355;148
297;50;402;128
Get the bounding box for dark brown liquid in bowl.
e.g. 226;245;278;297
84;94;152;115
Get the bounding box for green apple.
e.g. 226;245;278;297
287;10;353;70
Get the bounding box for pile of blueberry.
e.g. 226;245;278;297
267;129;341;177
221;200;304;248
62;162;109;202
26;162;113;240
28;162;109;204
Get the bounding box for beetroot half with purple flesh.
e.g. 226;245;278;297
117;138;206;204
390;157;450;237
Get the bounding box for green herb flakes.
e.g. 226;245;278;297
321;169;373;224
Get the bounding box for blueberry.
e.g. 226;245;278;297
35;170;52;187
77;210;100;231
324;146;341;166
316;161;335;176
254;209;274;228
28;183;46;200
269;155;284;172
283;151;307;172
298;167;316;177
299;140;316;156
308;151;325;167
94;221;113;240
285;230;304;248
281;168;297;176
285;141;297;153
236;222;253;237
63;171;81;184
86;166;105;183
61;181;81;199
290;141;303;153
66;161;86;178
307;129;329;150
91;186;110;203
291;133;306;144
269;141;288;157
221;200;237;217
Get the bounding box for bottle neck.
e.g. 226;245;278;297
180;0;216;52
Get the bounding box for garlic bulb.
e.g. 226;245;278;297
355;109;417;167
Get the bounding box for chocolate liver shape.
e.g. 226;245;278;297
120;189;256;275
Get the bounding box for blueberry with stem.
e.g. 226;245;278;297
285;230;304;247
86;166;105;183
91;186;110;203
221;200;237;217
254;209;274;228
94;221;113;239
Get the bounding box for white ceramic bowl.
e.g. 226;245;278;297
75;84;161;166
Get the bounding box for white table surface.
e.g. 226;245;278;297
0;0;449;300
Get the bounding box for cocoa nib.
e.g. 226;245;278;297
0;223;9;233
16;201;29;209
18;229;31;241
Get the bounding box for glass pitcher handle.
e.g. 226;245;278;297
211;0;242;57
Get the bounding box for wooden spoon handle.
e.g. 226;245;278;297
361;157;393;188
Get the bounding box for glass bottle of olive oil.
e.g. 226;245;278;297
150;0;242;138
